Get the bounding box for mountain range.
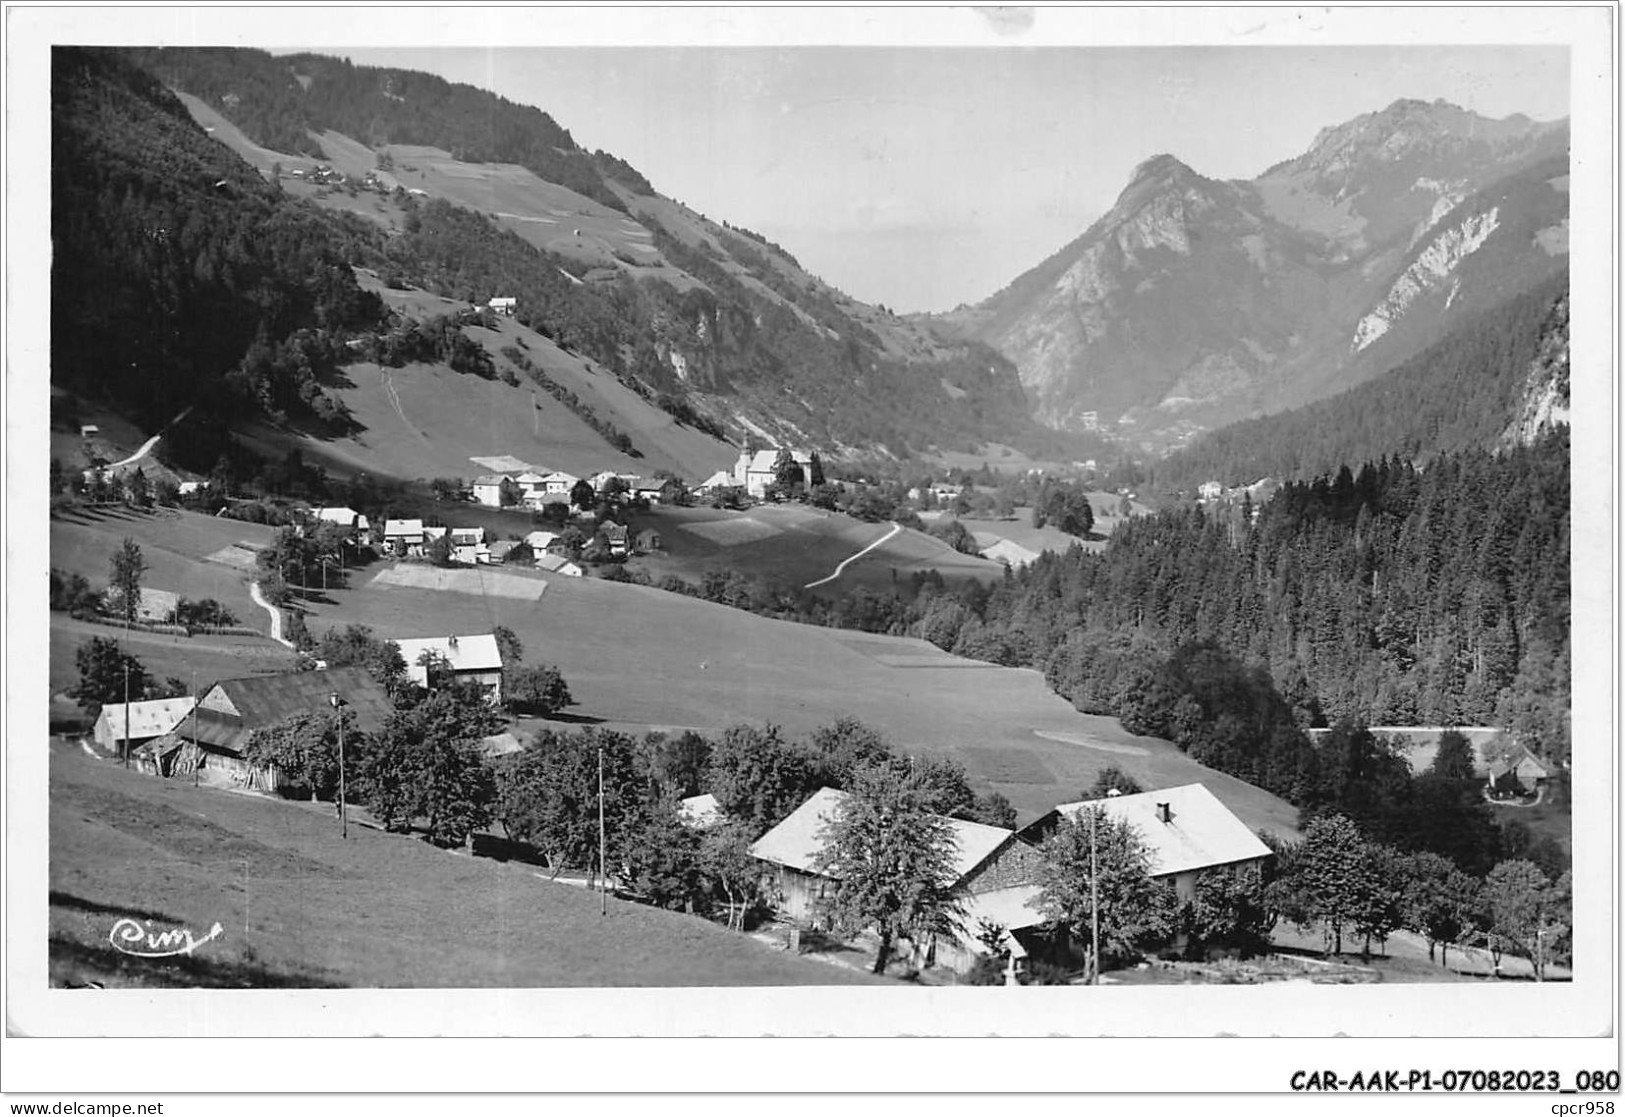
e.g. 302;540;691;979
54;46;1070;475
933;98;1569;450
53;49;1569;481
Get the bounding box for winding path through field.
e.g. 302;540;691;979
249;581;295;649
102;406;195;470
804;522;904;589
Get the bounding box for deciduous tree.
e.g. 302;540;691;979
68;637;152;716
1036;806;1175;968
108;537;147;625
811;763;965;975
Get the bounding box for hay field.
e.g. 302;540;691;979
301;568;1299;836
631;504;998;593
47;741;877;989
49;506;278;626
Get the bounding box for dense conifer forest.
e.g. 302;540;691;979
1153;275;1569;492
52;47;386;434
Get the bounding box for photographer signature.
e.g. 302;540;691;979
108;917;224;958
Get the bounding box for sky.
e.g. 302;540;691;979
334;41;1569;313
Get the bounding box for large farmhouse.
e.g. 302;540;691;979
152;667;393;790
93;696;197;758
1019;783;1272;903
393;633;504;702
749;786;1043;974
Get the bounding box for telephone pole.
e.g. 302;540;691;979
1090;805;1100;986
598;743;608;916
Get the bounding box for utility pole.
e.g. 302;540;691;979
329;693;348;839
191;668;198;788
1090;805;1100;986
598;743;607;916
122;658;131;768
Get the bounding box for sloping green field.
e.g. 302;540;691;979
48;741;876;989
300;563;1300;836
630;504;999;592
49;506;278;626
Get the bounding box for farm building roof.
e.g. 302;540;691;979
472;475;507;487
394;634;503;676
1488;747;1552;781
1044;784;1272;878
535;554;581;576
450;527;486;545
697;470;733;490
515;472;549;485
487;540;519;561
313;506;366;528
979;538;1042;569
103;586;180;622
383;518;424;537
94;697;197;743
479;731;525;758
959;884;1048;944
749;787;1018;886
678;793;722;830
175;667;394;755
524;531;559;550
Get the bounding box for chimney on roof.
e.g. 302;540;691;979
1155;802;1172;824
448;634;458;649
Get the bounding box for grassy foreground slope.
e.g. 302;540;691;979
304;564;1301;836
48;741;878;988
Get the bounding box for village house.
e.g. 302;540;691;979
393;633;504;703
535;553;583;577
677;793;722;831
514;471;550;500
749;787;1043;974
448;526;491;565
523;530;559;552
695;469;734;495
102;586;180;624
151;668;393;791
487;296;518;316
541;470;581;496
635;527;662;554
487;539;519;564
599;522;629;557
1198;480;1224;502
93;696;197;759
1488;746;1554;794
382;518;426;556
311;506;371;546
471;475;509;508
979;538;1041;570
1018;783;1272;905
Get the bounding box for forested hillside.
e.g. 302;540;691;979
944;431;1570;765
1153;274;1570;491
52;47;386;432
102;46;1060;460
706;432;1570;811
127;47;648;209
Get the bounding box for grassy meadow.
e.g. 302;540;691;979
48;740;877;988
297;560;1300;835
